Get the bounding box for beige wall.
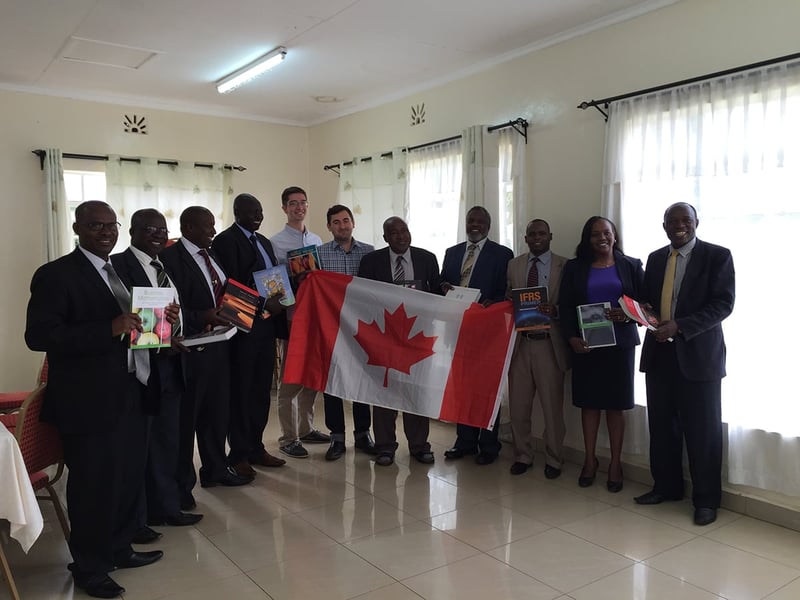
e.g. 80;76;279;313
4;0;798;388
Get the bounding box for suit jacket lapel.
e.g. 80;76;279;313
71;249;121;312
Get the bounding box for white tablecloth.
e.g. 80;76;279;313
0;422;43;553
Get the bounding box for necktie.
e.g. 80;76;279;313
526;257;539;287
103;262;150;385
460;244;478;286
151;260;181;336
198;249;224;306
393;255;406;284
249;234;267;270
660;249;679;321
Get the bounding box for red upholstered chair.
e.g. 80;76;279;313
0;357;48;414
0;384;69;600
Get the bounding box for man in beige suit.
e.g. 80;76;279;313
506;219;570;477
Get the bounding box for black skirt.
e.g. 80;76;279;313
571;345;635;410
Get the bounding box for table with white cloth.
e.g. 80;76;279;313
0;422;43;553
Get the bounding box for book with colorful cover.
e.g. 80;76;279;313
286;245;322;276
182;325;237;347
619;294;673;342
577;302;617;348
511;286;550;331
253;264;295;306
130;287;174;349
219;278;260;332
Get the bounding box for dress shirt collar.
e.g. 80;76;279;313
235;222;258;239
466;237;488;252
528;250;552;268
180;237;204;255
670;236;697;258
130;245;158;268
78;245;109;272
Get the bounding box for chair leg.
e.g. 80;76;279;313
0;543;22;600
44;485;71;541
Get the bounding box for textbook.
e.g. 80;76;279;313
253;264;295;306
619;294;673;342
130;287;174;349
182;325;237;347
445;286;482;304
286;245;322;276
577;302;617;348
219;278;260;332
511;286;550;331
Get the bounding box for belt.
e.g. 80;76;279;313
520;330;550;341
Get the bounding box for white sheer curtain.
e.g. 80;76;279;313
496;128;527;254
406;139;462;265
42;148;71;260
603;59;800;495
459;125;499;241
105;157;230;252
337;151;407;247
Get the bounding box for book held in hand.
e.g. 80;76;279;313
286;245;322;276
130;287;174;349
511;286;550;331
253;264;295;306
445;286;482;304
182;325;237;347
577;302;617;348
219;278;261;332
619;294;672;342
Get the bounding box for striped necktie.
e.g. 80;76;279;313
198;249;224;305
526;257;539;287
151;259;181;336
393;255;406;284
103;262;150;385
460;244;478;286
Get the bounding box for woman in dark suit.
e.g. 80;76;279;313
559;216;644;493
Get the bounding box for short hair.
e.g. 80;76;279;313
180;206;213;228
281;186;307;206
74;200;112;222
466;205;491;226
526;218;551;233
130;208;163;229
233;193;259;214
663;202;698;222
575;216;622;262
326;204;354;224
382;216;406;234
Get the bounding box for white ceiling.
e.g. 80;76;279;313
0;0;677;126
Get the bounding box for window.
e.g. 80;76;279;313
64;170;107;249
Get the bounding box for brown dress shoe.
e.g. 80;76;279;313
232;461;256;477
250;451;286;467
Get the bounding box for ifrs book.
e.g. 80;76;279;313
511;286;550;331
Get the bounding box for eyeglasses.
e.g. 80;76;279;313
84;221;121;232
287;200;309;208
141;226;169;235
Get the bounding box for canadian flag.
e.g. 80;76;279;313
283;271;516;429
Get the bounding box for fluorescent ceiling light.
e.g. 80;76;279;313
216;46;286;94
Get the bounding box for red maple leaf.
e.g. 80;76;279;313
354;304;437;387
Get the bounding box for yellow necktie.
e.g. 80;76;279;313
460;244;478;286
660;249;679;321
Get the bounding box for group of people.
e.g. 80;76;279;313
24;187;733;598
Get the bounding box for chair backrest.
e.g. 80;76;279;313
14;384;63;474
38;356;49;385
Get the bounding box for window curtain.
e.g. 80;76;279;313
459;125;500;243
603;59;800;495
496;128;527;255
337;151;407;248
42;148;71;260
406;139;462;265
105;157;230;252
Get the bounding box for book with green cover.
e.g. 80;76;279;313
130;286;174;349
577;302;617;348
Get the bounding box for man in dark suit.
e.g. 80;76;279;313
439;206;513;465
357;216;442;466
160;206;252;509
211;193;287;476
634;202;735;526
25;201;162;599
111;209;203;533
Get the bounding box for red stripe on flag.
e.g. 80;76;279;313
439;301;515;428
284;271;351;390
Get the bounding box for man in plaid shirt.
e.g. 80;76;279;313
317;204;378;460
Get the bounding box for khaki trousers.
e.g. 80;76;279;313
277;338;319;445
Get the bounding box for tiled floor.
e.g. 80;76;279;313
5;412;800;599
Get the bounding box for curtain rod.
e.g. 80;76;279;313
322;117;528;174
31;149;246;172
577;51;800;120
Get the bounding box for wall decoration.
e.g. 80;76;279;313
124;114;148;134
411;103;425;126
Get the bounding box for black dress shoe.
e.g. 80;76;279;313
510;461;532;475
375;452;394;466
606;479;624;493
73;573;125;598
149;512;203;527
113;549;164;569
475;453;497;465
634;490;683;505
578;457;599;487
413;451;435;464
325;440;346;461
444;446;478;459
694;507;717;526
200;466;254;487
132;525;162;544
544;464;562;479
180;492;196;511
354;433;378;455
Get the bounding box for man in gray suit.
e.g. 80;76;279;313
506;219;570;477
